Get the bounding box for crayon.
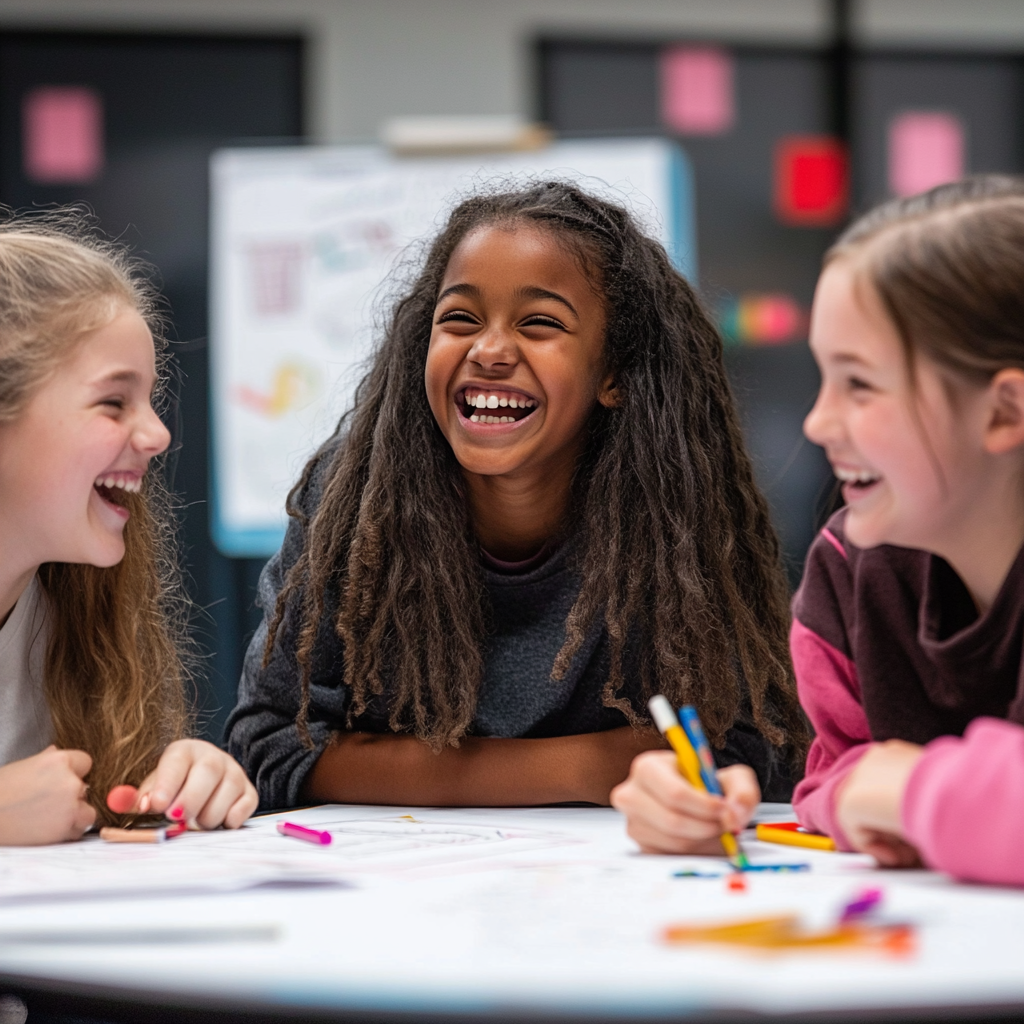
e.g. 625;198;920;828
648;696;748;869
277;821;333;846
755;822;837;852
99;822;188;844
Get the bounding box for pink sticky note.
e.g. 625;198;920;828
888;112;964;198
23;87;104;184
660;46;734;135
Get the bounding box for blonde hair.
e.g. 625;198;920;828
0;208;193;824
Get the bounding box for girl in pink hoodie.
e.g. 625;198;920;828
614;175;1024;885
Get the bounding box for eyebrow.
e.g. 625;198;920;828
91;370;143;387
435;282;579;319
830;352;872;368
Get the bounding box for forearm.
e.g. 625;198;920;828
902;718;1024;886
302;727;664;807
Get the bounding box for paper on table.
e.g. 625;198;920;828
0;806;593;906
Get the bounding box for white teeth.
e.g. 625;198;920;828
508;399;518;409
94;475;142;493
498;398;508;407
834;468;879;484
486;396;499;409
470;414;479;422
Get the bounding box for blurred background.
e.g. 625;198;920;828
3;0;1022;740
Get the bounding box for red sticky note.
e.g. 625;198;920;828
774;135;848;226
660;46;734;135
888;111;964;198
23;87;104;184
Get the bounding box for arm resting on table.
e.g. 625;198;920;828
902;717;1024;887
303;727;664;807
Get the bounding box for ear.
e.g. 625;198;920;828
983;368;1024;455
597;373;620;409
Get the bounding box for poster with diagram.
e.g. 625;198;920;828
209;139;694;556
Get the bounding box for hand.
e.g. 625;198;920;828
0;746;95;845
836;740;925;867
611;751;760;854
107;740;257;830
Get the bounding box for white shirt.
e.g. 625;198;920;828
0;574;53;766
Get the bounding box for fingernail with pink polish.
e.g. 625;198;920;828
169;805;184;821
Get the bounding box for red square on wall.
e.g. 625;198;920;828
774;135;848;226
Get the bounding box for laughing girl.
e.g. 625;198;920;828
0;212;256;844
228;183;807;819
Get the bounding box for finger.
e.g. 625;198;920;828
628;817;726;856
223;784;259;830
631;752;725;823
194;771;248;830
717;765;760;832
137;742;196;816
106;785;138;815
70;799;96;840
167;755;229;826
63;749;93;779
616;781;727;846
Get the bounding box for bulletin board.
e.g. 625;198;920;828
209;139;695;557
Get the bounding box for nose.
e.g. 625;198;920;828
135;402;172;458
803;385;834;447
467;325;518;376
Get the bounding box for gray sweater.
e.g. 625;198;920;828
226;445;793;810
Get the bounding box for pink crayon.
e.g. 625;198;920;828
277;821;332;846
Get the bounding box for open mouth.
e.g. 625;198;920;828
834;467;880;492
457;388;539;425
94;473;142;509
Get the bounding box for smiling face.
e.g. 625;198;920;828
425;223;614;487
0;306;171;572
804;259;990;552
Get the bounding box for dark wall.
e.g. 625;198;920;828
538;39;1024;584
0;32;304;741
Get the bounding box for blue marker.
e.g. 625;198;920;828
678;705;723;795
678;704;750;870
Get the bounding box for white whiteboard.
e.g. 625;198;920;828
209;139;696;556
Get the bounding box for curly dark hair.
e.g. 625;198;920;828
265;181;808;761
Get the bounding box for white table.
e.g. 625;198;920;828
0;803;1022;1022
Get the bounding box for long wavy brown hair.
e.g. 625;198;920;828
0;209;192;825
268;182;807;761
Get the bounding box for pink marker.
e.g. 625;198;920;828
277;820;332;846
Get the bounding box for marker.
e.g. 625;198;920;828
277;821;332;846
99;822;188;844
648;696;748;869
755;822;837;852
840;886;883;922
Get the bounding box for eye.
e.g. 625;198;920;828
847;376;872;392
520;314;566;330
437;309;479;325
100;396;126;410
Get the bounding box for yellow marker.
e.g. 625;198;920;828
648;696;747;868
755;823;837;852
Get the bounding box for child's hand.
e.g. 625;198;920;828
610;751;760;854
107;740;257;830
836;740;924;867
0;746;95;845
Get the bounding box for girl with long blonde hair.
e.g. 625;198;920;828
0;209;255;844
